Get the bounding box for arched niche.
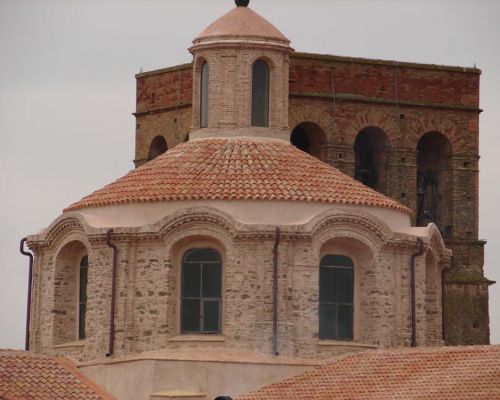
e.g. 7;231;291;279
319;237;376;344
354;127;391;194
290;122;327;158
416;131;452;235
148;135;168;161
53;240;88;345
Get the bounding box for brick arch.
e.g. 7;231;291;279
406;115;475;154
288;105;335;143
344;110;398;146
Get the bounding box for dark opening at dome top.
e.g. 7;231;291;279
235;0;250;7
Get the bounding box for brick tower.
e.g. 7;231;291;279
133;3;492;345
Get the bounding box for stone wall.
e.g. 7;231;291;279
132;52;489;345
28;208;449;362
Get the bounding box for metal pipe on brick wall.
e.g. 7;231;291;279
441;256;453;343
272;226;280;356
410;238;425;347
19;238;34;351
106;229;118;357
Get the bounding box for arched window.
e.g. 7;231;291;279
354;127;390;194
416;131;452;234
251;60;270;127
290;122;327;157
78;255;89;340
200;62;209;128
148;135;168;161
53;241;88;345
319;255;354;340
181;249;222;334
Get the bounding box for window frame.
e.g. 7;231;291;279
78;255;89;340
180;248;222;334
200;61;209;128
251;59;270;127
318;254;354;341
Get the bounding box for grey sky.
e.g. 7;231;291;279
1;0;499;348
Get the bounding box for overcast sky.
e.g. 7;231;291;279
1;0;499;348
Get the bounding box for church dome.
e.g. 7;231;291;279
194;3;290;44
65;138;410;214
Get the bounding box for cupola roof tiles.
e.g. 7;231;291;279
65;138;411;215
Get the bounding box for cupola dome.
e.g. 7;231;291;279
194;2;290;45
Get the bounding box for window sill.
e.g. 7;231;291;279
167;335;225;343
317;340;378;349
53;340;86;349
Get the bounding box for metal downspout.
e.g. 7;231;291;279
410;238;425;347
106;229;118;357
441;256;453;343
20;238;34;351
272;226;280;356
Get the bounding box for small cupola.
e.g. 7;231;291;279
189;0;293;141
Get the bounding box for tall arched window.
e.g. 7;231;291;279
78;255;89;340
354;127;390;194
319;255;354;340
181;249;222;334
200;62;209;128
251;60;269;127
416;131;452;234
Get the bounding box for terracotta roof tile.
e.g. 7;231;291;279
65;138;411;214
237;345;500;400
0;350;116;400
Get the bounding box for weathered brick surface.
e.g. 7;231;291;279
27;209;449;362
131;51;488;345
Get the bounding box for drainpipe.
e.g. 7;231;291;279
272;226;280;356
106;229;118;357
441;256;453;343
19;238;34;351
410;238;424;347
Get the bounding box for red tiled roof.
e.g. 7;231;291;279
65;138;410;214
0;350;116;400
237;345;500;400
195;6;289;43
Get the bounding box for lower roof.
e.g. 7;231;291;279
237;345;500;400
0;350;116;400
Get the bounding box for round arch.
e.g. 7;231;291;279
416;131;453;234
354;126;391;194
290;122;327;158
148;135;168;161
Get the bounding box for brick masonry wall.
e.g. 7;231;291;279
132;52;487;347
28;209;449;362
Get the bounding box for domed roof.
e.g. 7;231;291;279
194;5;289;44
65;138;410;215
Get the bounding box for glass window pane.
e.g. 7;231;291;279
251;60;269;127
79;260;88;303
203;300;220;333
319;266;336;303
181;299;200;333
202;264;221;298
319;303;337;340
336;268;354;304
182;263;201;298
184;249;221;263
79;304;86;340
200;62;209;128
338;305;353;340
321;255;353;268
